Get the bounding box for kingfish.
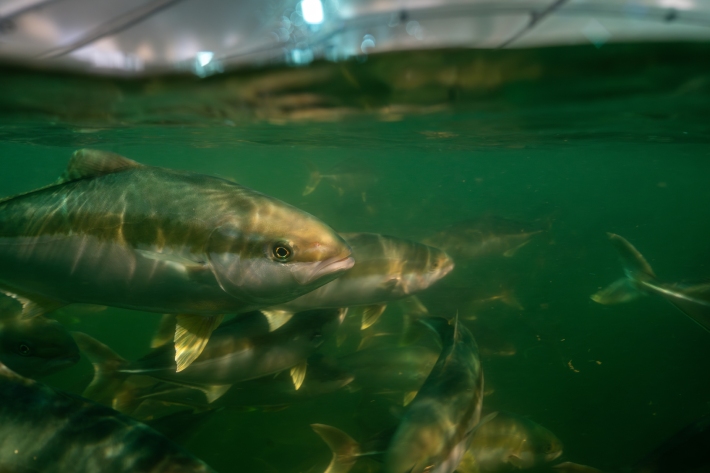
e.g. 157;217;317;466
0;296;79;378
263;233;454;330
312;316;488;473
591;233;710;332
423;215;544;260
337;345;438;404
74;308;345;409
382;317;486;473
0;361;215;473
459;411;563;472
303;159;379;201
0;149;354;371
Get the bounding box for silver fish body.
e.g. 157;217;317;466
123;308;342;387
0;362;214;473
0;296;79;378
0;149;353;370
423;216;543;260
0;153;352;314
266;233;454;313
461;411;563;472
337;345;438;394
383;317;484;473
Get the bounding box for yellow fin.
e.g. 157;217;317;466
174;314;224;372
261;309;294;332
311;424;361;473
403;391;417;406
197;384;232;404
57;149;142;184
151;314;177;348
290;360;307;390
360;304;387;330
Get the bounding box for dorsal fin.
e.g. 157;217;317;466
57;149;142;184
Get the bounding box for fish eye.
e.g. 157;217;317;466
17;343;32;356
545;444;554;453
272;242;293;262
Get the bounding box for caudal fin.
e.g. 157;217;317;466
311;424;361;473
590;233;656;305
303;160;322;196
71;332;130;407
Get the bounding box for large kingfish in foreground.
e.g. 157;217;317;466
591;233;710;332
0;149;354;371
263;233;454;330
0;361;215;473
312;316;487;473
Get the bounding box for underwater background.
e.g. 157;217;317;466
1;41;709;472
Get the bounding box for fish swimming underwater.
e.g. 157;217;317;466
423;216;544;260
383;316;486;473
0;361;215;473
337;345;438;404
263;233;454;330
591;233;710;333
0;296;79;378
0;149;354;371
125;353;354;416
312;316;487;473
302;159;379;201
459;411;563;472
74;308;345;410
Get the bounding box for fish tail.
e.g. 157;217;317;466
71;331;130;407
303;160;322;196
311;424;361;473
591;233;656;305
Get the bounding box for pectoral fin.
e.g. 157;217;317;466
174;314;224;372
151;314;177;348
290;360;307;390
361;304;387;330
403;391;417;406
261;309;294;332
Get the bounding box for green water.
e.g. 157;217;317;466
1;42;710;472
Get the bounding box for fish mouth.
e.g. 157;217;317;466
299;254;355;285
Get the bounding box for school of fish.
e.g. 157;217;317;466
0;150;707;473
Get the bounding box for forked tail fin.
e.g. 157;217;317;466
311;424;361;473
71;332;130;407
591;233;656;305
303;160;322;196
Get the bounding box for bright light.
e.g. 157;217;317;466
196;51;214;67
301;0;324;25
